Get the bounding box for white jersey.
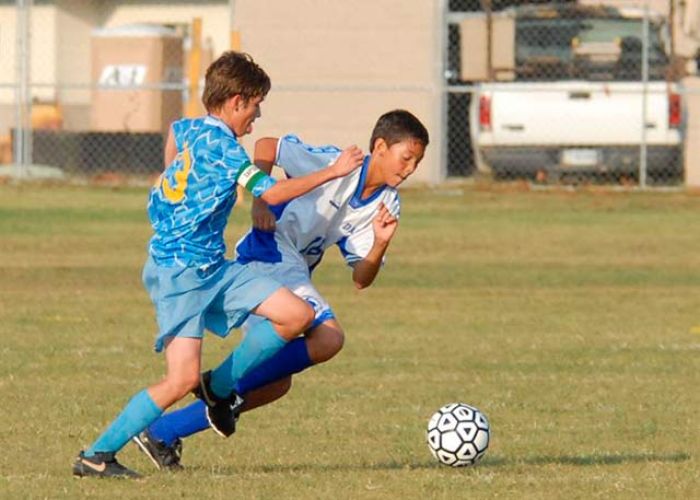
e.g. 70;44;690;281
235;134;400;274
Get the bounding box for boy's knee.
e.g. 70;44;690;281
164;371;200;400
312;328;345;363
327;328;345;357
290;301;314;333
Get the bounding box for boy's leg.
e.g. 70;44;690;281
144;378;291;450
145;320;344;453
231;319;343;396
134;377;292;470
73;337;201;478
209;287;313;397
148;336;312;446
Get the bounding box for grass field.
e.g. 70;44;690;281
1;183;698;499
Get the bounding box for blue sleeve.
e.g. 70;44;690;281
276;134;341;177
171;118;191;152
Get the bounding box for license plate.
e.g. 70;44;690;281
561;149;599;167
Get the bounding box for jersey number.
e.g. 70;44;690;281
159;142;192;203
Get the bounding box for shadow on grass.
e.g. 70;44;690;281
483;451;691;467
187;452;691;475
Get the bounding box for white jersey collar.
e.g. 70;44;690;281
350;155;386;208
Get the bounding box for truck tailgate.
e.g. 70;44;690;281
486;81;674;145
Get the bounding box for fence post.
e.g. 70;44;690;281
15;0;32;173
640;1;650;188
185;17;202;118
482;0;493;81
229;0;241;50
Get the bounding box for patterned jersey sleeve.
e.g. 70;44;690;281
276;134;342;177
221;138;277;198
336;190;400;267
171;118;191;152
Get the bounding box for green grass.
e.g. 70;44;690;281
1;184;698;499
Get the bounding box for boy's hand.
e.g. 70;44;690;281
251;197;276;232
329;145;364;177
372;202;398;244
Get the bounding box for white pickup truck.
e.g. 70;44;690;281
468;5;684;182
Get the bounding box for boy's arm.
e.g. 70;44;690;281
163;126;177;166
251;137;279;232
351;203;399;290
258;144;363;206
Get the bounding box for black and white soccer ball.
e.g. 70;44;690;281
426;402;490;467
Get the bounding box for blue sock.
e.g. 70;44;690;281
85;389;162;456
148;338;312;445
148;400;209;446
210;319;287;398
236;336;312;394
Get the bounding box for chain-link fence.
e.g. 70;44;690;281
2;0;700;187
1;0;218;180
445;0;700;187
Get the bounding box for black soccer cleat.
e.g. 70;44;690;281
72;451;141;479
192;370;245;438
133;429;183;470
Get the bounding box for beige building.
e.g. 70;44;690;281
3;0;700;183
0;0;445;184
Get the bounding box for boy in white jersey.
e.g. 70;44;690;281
72;51;364;478
132;110;429;469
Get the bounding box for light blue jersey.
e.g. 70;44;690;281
148;115;276;268
144;115;282;351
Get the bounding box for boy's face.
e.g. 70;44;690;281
223;94;264;137
376;138;426;188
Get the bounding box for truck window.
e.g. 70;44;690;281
515;16;669;81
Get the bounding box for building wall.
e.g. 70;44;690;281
56;1;100;88
100;0;230;56
235;0;444;184
0;2;57;102
31;4;57;99
0;3;18;110
0;3;57;135
1;0;445;183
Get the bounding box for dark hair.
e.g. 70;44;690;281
202;51;271;112
368;109;429;153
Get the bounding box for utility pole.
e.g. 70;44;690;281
668;0;676;59
482;0;493;81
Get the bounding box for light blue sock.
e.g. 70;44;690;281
210;319;287;398
148;337;312;445
85;389;162;456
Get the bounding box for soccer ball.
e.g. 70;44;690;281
426;402;490;467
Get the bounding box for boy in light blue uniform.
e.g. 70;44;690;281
132;110;430;469
72;51;363;478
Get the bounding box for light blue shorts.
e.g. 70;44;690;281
143;256;283;352
240;261;335;335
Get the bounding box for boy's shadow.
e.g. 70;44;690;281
483;451;691;468
187;451;690;475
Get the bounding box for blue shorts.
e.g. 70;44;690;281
143;256;283;352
